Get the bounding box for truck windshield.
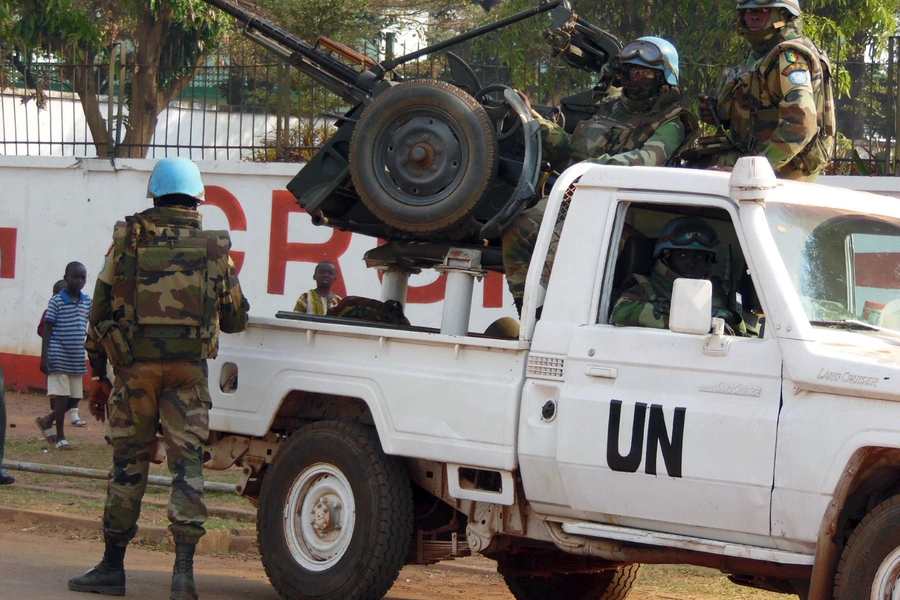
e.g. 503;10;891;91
767;203;900;334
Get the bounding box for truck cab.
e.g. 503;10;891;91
510;157;900;598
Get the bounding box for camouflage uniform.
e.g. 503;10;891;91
85;206;249;547
610;260;746;335
541;87;691;171
700;19;835;181
503;89;693;303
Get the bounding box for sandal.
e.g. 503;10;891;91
71;419;87;427
36;417;57;444
55;439;72;451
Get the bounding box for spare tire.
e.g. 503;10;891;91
349;79;499;234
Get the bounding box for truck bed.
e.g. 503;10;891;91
208;314;529;470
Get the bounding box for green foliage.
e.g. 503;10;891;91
460;0;897;101
0;0;228;155
249;119;337;162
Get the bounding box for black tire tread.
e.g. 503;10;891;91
504;564;641;600
833;493;900;600
349;79;498;234
257;421;413;600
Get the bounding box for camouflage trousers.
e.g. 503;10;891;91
103;359;211;546
501;198;563;301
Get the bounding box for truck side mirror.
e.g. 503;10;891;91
670;278;713;335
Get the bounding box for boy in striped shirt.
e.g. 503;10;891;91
37;262;91;450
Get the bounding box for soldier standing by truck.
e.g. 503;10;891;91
69;157;250;599
693;0;835;181
503;37;696;315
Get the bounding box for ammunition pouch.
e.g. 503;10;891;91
90;320;134;367
791;132;833;176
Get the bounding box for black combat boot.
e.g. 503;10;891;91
171;542;199;600
513;297;523;317
68;538;127;596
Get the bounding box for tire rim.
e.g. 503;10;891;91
872;546;900;600
284;462;356;572
376;107;466;206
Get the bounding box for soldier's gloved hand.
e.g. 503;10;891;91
89;377;113;423
697;95;716;126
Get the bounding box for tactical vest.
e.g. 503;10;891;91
726;36;836;176
109;212;232;361
568;91;687;164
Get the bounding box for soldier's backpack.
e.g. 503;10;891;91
107;213;232;361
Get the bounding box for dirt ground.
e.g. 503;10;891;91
1;390;787;600
5;389;108;447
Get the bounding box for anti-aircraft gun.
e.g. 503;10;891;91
203;0;621;270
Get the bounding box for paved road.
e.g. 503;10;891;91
0;524;515;600
0;529;279;600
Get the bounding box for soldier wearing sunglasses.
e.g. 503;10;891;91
610;217;747;335
503;37;697;316
693;0;835;181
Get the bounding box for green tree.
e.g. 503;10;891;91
0;0;227;157
467;0;898;129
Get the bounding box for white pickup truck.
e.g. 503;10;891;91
202;157;900;600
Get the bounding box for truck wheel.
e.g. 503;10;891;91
834;494;900;599
349;79;499;234
504;564;641;600
257;421;413;600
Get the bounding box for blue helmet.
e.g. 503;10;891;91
736;0;801;16
653;217;719;258
619;37;679;86
147;157;205;201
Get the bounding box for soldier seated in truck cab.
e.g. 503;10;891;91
610;216;747;335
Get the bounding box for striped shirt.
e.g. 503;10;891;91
45;290;91;375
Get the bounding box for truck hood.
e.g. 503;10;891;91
781;329;900;401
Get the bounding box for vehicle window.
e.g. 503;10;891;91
767;204;900;334
602;202;760;336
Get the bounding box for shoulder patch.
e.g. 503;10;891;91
784;50;798;63
788;70;810;85
782;62;809;75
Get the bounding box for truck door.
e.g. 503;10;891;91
553;200;781;540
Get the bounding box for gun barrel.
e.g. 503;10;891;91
383;0;564;71
202;0;376;104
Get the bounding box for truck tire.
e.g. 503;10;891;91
257;421;413;600
349;79;499;234
834;494;900;599
503;564;641;600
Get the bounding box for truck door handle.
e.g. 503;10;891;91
586;365;618;379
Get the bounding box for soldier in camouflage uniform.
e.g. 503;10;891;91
503;37;697;313
70;157;249;599
693;0;836;181
610;217;746;336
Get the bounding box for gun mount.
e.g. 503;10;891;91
203;0;621;268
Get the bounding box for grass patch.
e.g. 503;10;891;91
3;435;256;514
637;564;786;598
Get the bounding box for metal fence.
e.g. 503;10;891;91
1;40;898;174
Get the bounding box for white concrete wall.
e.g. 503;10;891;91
0;156;514;359
3;156;899;360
